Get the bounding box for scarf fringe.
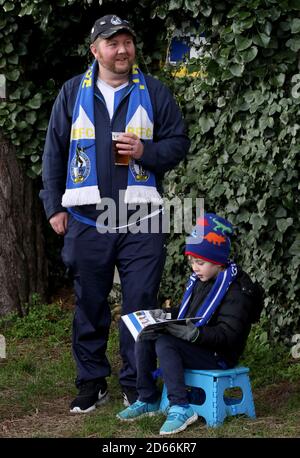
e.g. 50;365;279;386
62;186;101;207
124;185;163;205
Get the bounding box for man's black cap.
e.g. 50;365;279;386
91;15;136;43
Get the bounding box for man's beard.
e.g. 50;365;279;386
99;55;134;75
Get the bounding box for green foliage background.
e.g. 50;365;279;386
0;0;299;342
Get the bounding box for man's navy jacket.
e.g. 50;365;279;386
40;71;190;222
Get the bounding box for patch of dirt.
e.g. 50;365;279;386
254;380;300;414
50;285;75;311
0;397;83;438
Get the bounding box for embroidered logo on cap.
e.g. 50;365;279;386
111;16;122;25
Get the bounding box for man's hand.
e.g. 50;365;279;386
116;132;144;160
166;319;199;342
49;212;69;236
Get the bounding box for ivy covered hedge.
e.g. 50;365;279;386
0;0;299;342
0;0;94;176
158;0;300;343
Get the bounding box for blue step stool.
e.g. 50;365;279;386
159;366;256;427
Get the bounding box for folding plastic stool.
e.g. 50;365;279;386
160;366;256;427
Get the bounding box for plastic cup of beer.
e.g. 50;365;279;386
112;132;130;166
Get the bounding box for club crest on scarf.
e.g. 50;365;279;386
129;162;150;182
70;145;91;184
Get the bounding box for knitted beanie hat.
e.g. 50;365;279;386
185;213;233;265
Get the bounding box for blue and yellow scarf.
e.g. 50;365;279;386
178;262;238;327
62;60;163;207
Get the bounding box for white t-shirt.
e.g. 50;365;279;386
97;79;129;120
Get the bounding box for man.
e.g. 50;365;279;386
40;14;190;414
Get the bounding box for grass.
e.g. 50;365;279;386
0;298;300;438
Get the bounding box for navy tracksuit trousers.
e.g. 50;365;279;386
135;335;227;406
62;214;166;388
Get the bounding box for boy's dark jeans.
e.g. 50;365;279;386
135;334;226;406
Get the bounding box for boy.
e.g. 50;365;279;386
116;213;264;435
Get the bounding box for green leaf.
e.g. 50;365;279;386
272;73;285;87
3;2;14;12
26;111;37;124
30;155;40;163
226;201;239;213
276;218;293;233
5;43;13;54
18;4;34;16
6;69;20;81
232;152;243;164
229;63;244;77
217;96;226;107
221;69;234;81
253;33;271;48
17;121;27;131
289;236;300;256
239;11;251;20
200;6;212;17
286;37;300;52
232;21;242;35
249;214;268;231
291;18;300;34
232;120;241;133
31;163;42;176
0;18;7;29
264;21;272;36
184;0;197;13
235;36;252;51
240;46;258;63
222;30;235;44
9;88;22;100
199;114;215;133
275;207;287;218
212;14;220;27
27;93;42;109
168;0;183;10
210;183;226;197
7;55;19;65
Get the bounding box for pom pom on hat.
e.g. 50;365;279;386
185;213;233;265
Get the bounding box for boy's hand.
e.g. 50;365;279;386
137;328;162;342
166;319;199;342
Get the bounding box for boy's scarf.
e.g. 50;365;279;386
62;60;163;208
177;262;238;327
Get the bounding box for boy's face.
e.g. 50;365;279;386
187;256;223;282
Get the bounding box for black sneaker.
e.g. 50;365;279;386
70;379;108;414
122;386;138;407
